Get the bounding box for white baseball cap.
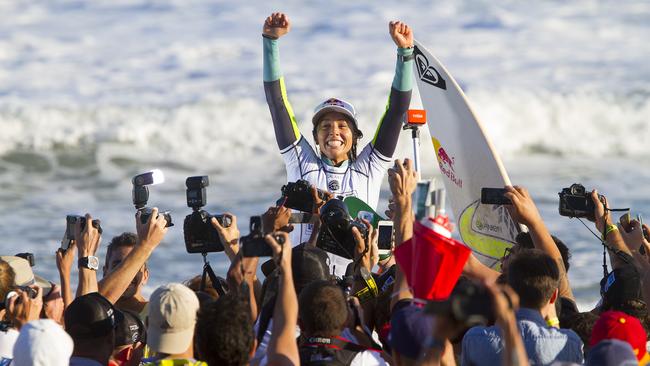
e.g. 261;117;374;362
312;98;358;127
12;319;73;366
0;256;52;295
147;283;199;355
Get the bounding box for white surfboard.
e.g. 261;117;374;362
413;39;519;268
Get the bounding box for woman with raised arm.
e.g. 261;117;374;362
262;12;414;238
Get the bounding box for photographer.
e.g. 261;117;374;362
98;208;168;312
73;213;102;297
618;218;650;308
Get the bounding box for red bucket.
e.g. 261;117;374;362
394;220;471;301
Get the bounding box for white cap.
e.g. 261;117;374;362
0;256;52;294
147;283;199;355
312;98;358;127
12;319;73;366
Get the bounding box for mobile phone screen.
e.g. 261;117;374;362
377;222;394;250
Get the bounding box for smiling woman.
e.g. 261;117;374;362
262;12;414;226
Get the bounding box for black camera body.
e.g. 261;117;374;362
66;215;103;240
140;208;173;227
183;176;231;253
558;183;604;220
279;179;328;213
425;279;497;328
317;199;368;259
241;216;285;257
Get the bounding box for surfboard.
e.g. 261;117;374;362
344;196;383;228
412;39;519;269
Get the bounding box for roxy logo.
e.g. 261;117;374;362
414;46;447;90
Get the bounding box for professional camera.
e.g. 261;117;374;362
425;278;501;328
183;176;232;254
241;216;285;257
558;183;604;220
316;199;368;259
132;170;173;227
66;215;103;240
278;179;328;213
1;285;39;311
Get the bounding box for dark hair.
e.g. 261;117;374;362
299;280;348;337
563;311;599;354
196;294;253;366
105;232;139;266
515;232;572;272
507;249;560;309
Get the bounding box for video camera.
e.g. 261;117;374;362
316;199;368;259
132;170;173;227
183;176;232;253
278;179;328;213
558;183;604;220
241;216;285;257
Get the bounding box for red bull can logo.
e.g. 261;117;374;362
432;137;463;189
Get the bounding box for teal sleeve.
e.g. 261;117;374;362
263;37;282;82
392;47;414;91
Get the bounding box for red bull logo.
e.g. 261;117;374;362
432;137;463;189
437;147;455;172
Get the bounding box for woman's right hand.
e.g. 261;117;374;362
263;12;291;39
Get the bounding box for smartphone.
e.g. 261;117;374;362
415;181;431;220
377;221;394;255
480;188;511;205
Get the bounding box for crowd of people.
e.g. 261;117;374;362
1;10;649;366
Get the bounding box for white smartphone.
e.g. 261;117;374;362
377;220;394;256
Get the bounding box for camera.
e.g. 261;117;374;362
558;183;604;220
425;278;499;328
278;179;328;213
2;286;39;311
241;216;285;257
317;199;368;259
66;215;103;240
132;170;173;227
183;176;232;253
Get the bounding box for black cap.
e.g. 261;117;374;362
115;309;145;347
64;292;124;339
292;244;331;294
601;266;641;307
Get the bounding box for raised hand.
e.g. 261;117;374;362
263;12;291;39
211;213;240;261
74;214;101;257
388;158;417;209
136;208;168;250
503;186;543;228
6;286;43;329
266;231;292;273
389;21;414;48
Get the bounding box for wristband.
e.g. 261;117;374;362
546;317;560;328
262;34;278;40
602;224;618;240
398;53;415;62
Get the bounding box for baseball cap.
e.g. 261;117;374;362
590;310;648;362
586;339;638;366
389;301;434;359
292;244;331;294
600;266;641;307
312;98;358;127
64;292;123;339
147;283;199;355
0;256;52;295
13;319;73;366
115;309;146;347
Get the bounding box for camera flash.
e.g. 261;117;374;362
150;169;165;185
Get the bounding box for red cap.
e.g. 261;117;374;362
590;310;647;361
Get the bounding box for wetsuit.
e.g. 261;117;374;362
263;36;413;274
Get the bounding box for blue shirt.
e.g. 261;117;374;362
461;308;584;366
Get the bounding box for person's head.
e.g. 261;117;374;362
600;265;643;313
196;294;254;366
12;319;73;366
506;249;560;311
298;280;348;337
590;310;650;363
0;256;52;294
389;301;435;366
147;283;199;356
311;98;363;164
184;275;227;300
65;292;123;364
0;259;15;314
103;233;148;299
292;244;331;295
515;232;572;272
564;311;599;353
111;309;146;366
586;339;638;366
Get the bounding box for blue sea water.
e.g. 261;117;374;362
0;0;648;309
